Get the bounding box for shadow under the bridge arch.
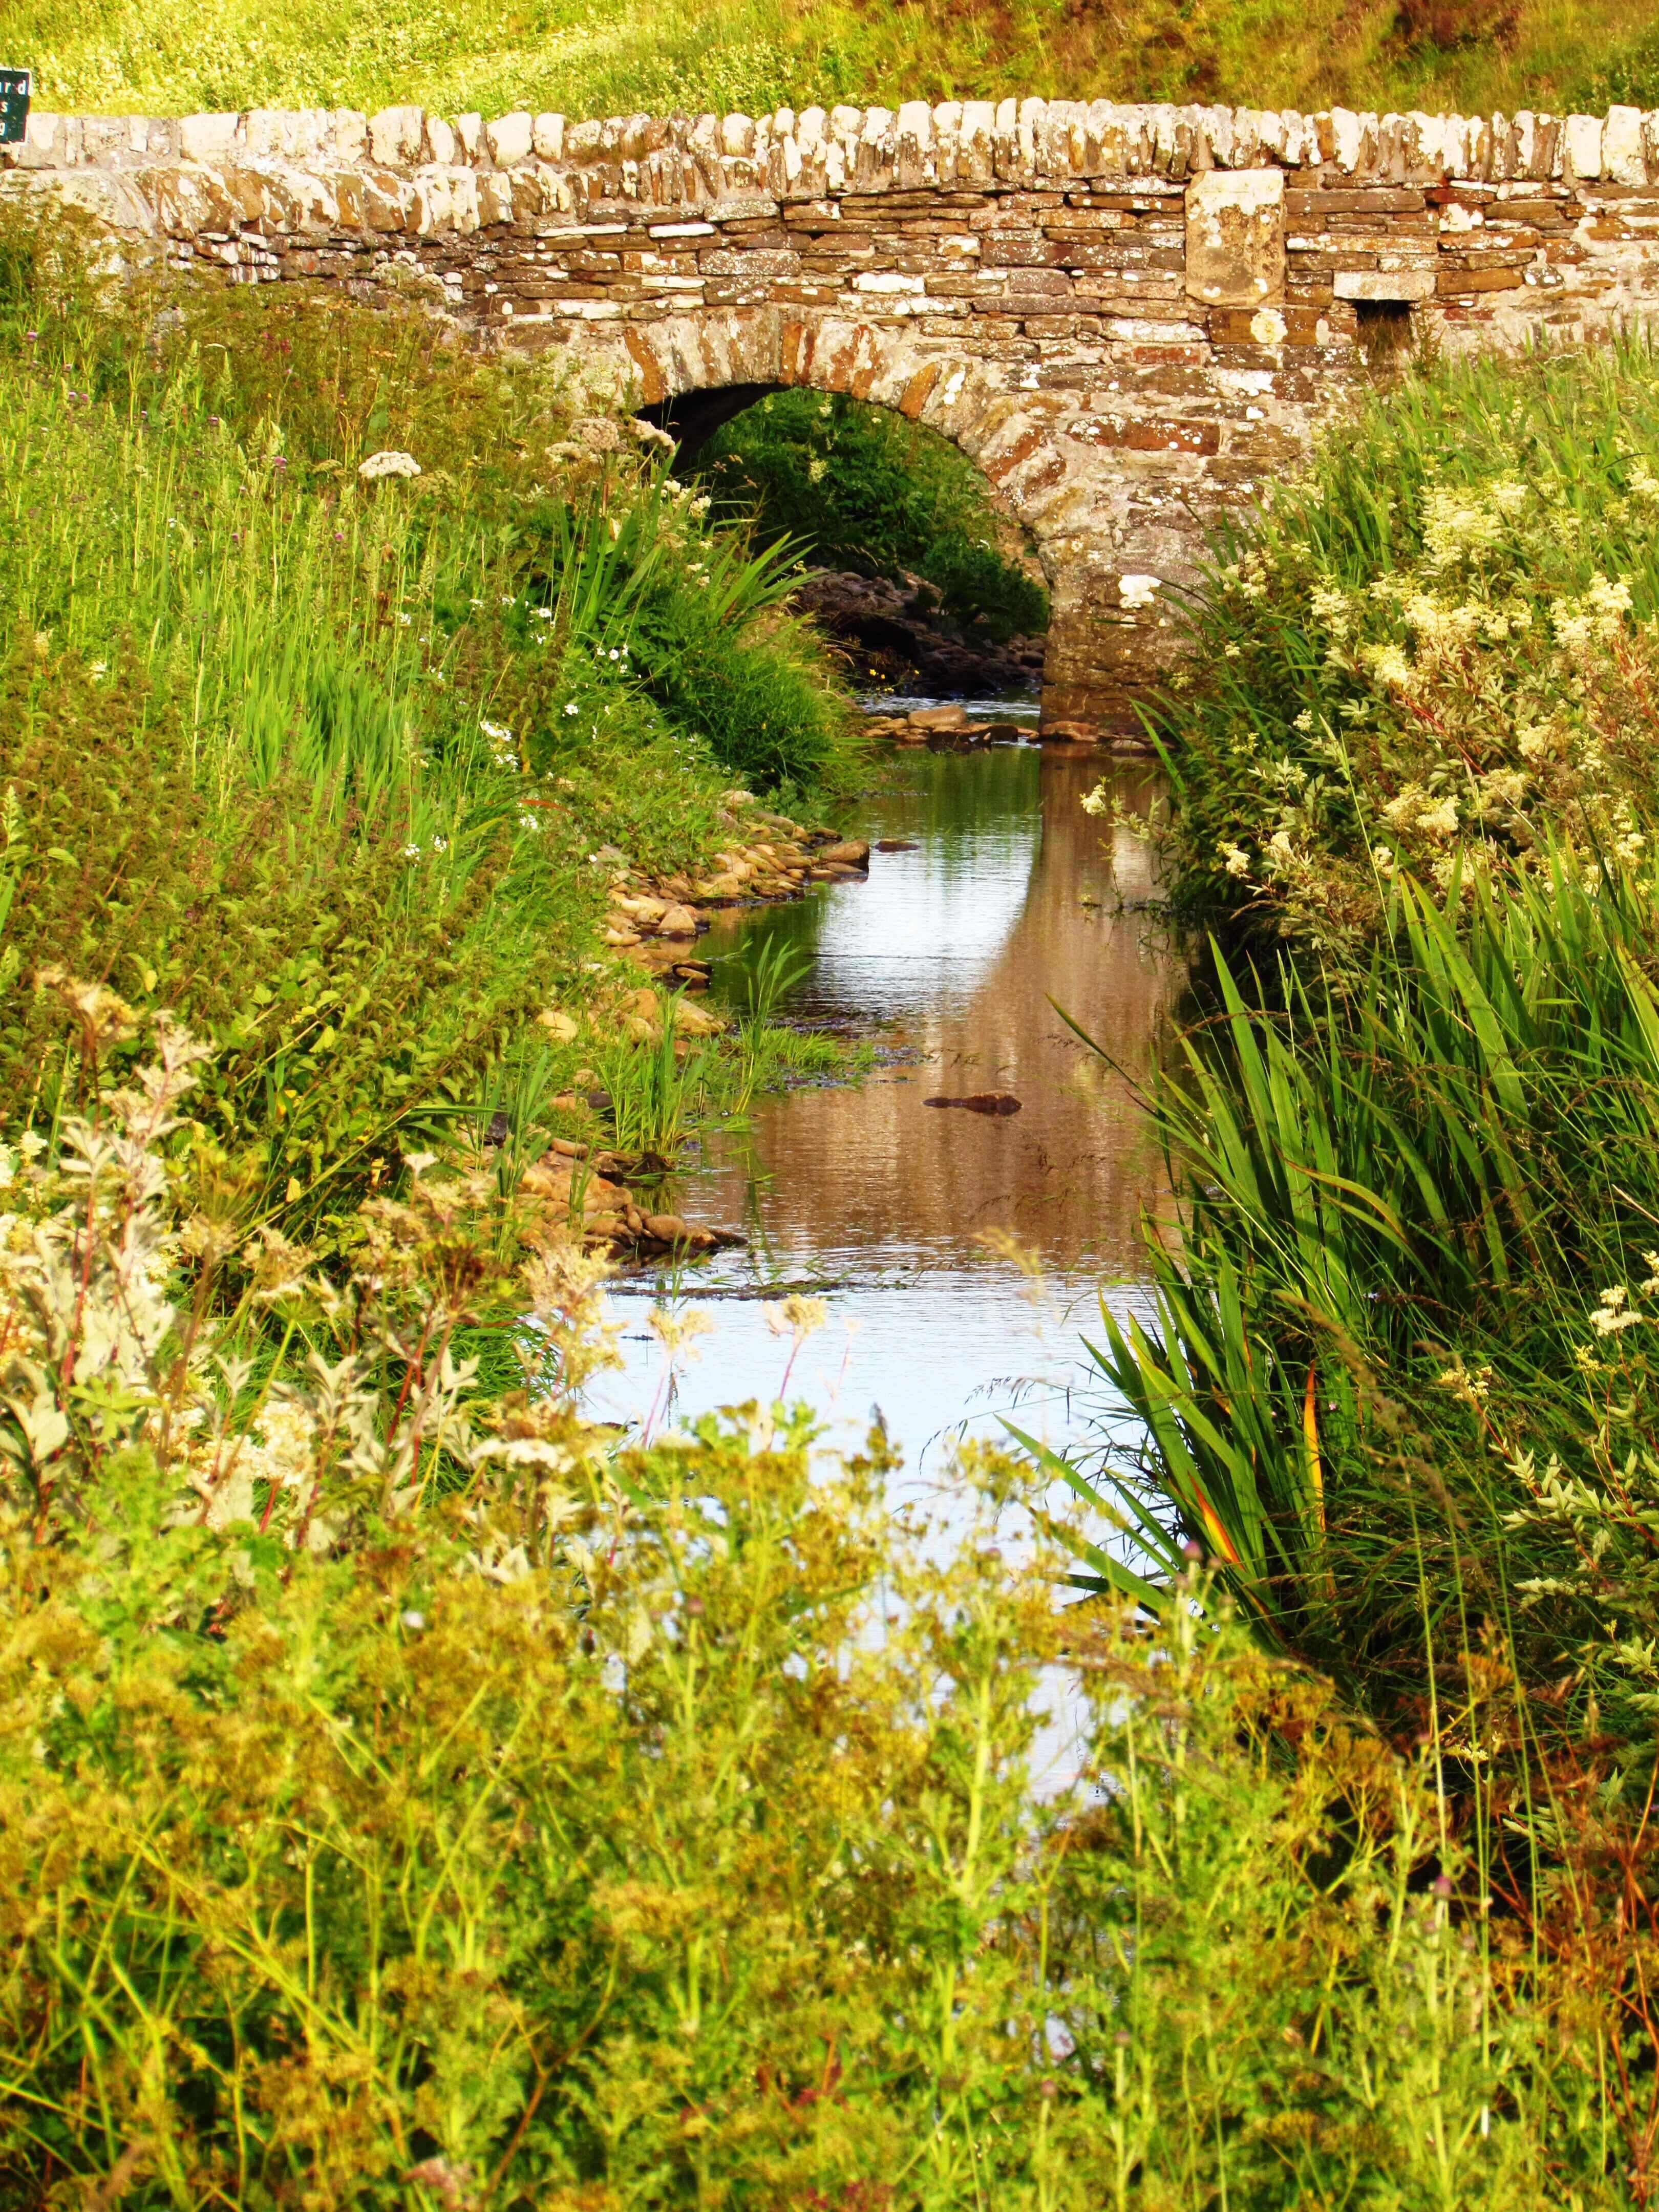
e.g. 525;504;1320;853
636;380;777;463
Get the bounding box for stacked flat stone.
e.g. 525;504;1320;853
8;101;1659;198
8;100;1659;734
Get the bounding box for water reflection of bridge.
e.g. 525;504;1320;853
703;747;1182;1280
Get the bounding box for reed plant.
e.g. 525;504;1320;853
725;933;815;1112
598;999;710;1158
1059;858;1659;1724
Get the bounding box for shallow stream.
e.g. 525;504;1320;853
588;724;1186;1478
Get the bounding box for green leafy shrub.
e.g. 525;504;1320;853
698;389;1050;644
1134;337;1659;959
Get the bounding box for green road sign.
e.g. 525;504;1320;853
0;71;31;146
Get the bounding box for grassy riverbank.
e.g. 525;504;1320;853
1053;337;1659;2198
9;0;1656;134
0;211;862;1257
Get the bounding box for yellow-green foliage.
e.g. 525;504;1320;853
1143;337;1659;959
0;1025;1631;2206
6;0;1649;131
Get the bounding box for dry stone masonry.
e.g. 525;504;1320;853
10;98;1659;730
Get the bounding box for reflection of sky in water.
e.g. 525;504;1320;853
593;1270;1158;1486
589;738;1182;1794
799;827;1036;1019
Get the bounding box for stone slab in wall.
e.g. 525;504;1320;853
1184;168;1285;308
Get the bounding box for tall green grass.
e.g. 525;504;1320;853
7;0;1645;145
0;221;856;1241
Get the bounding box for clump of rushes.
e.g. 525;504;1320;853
1126;336;1659;962
0;207;858;1247
0;1016;1636;2207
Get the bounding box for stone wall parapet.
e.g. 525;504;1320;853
7;100;1659;205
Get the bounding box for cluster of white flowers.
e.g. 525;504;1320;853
1591;1283;1646;1337
481;717;516;770
1382;783;1460;839
1420;481;1521;571
1308;583;1351;637
1364;641;1417;694
1478;767;1528;813
1551;576;1633;656
1402;592;1483;650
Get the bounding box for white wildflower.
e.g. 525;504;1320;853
1421;484;1505;569
358;450;421;480
1309;584;1350;633
1591;1284;1643;1336
1366;642;1416;692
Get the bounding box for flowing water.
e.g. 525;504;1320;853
588;727;1186;1483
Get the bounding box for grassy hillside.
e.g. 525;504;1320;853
8;0;1656;128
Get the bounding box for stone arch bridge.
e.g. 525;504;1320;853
9;97;1659;732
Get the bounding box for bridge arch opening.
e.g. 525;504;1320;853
645;382;1051;710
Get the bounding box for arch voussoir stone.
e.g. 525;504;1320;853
11;94;1659;730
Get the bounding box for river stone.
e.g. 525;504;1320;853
923;1092;1023;1115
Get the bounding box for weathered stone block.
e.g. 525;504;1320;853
368;107;423;168
1565;115;1604;181
486;113;534;168
1184;167;1285;306
180;114;239;164
1334;266;1436;300
1605;107;1648;186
